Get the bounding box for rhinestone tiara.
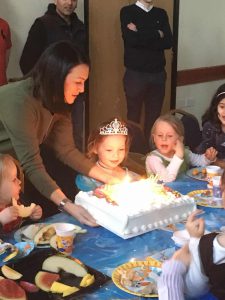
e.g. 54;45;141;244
99;118;128;135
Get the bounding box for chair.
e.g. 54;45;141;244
127;120;149;154
169;109;202;152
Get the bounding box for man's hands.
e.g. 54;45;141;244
127;22;137;32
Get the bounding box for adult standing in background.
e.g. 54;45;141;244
120;0;173;145
20;0;86;151
0;17;12;86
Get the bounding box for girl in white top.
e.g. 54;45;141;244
145;114;217;182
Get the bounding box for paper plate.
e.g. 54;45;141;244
0;242;34;265
112;260;161;297
14;223;86;248
186;167;207;181
188;190;223;208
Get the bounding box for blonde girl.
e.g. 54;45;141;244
145;114;217;182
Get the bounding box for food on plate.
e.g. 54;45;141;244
12;198;36;218
34;271;60;292
42;255;88;277
33;225;56;245
202;168;206;174
19;281;39;293
1;265;23;280
119;267;158;294
50;281;79;296
192;168;199;176
80;273;95;287
0;278;26;300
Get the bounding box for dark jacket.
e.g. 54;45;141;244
20;4;86;75
199;232;225;300
120;5;173;73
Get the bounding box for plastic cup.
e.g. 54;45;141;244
206;166;223;187
54;223;76;256
212;176;222;200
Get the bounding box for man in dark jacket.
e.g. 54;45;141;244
20;0;87;151
120;0;173;144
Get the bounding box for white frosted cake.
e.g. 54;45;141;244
75;178;196;239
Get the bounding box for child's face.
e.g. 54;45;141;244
217;98;225;126
95;135;126;169
0;163;21;206
153;121;179;157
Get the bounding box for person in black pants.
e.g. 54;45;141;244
120;0;173;144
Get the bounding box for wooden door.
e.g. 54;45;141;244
88;0;173;131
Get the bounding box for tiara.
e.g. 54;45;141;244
99;118;128;135
217;91;225;98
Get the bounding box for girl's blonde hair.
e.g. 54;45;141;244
151;114;184;138
86;117;131;161
0;154;24;190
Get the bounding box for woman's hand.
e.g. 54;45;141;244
186;210;205;238
0;206;19;225
30;205;43;220
65;202;98;227
205;147;217;161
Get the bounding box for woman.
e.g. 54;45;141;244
0;41;122;225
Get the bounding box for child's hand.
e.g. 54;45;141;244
30;205;42;220
172;244;191;267
174;137;184;159
186;210;205;238
0;206;19;225
205;147;217;161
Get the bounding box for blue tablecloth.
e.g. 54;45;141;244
2;174;225;300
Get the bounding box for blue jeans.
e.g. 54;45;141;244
123;68;166;139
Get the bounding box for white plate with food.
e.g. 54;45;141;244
112;259;162;298
186;167;207;181
14;223;86;248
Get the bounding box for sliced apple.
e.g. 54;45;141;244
1;265;23;280
42;255;87;277
35;271;60;292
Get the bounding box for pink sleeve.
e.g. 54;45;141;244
146;154;183;182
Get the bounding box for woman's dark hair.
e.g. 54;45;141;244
31;40;89;113
202;83;225;130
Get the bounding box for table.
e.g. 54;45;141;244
3;174;225;300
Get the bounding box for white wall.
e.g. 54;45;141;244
176;0;225;123
0;0;84;78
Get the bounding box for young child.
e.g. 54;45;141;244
145;114;217;182
158;209;225;300
196;83;225;162
0;154;42;233
76;118;139;191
